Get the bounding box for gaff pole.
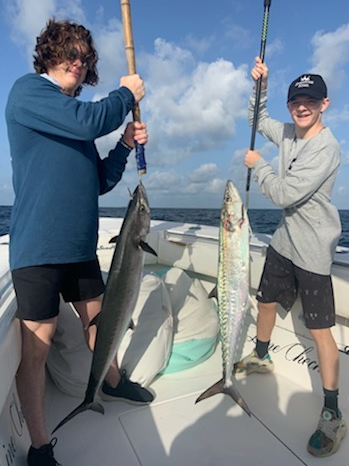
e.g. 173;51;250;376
120;0;146;179
245;0;272;210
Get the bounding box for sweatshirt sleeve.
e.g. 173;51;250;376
253;140;340;209
9;74;135;141
98;142;131;195
248;89;285;147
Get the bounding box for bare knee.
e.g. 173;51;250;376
258;301;277;314
20;318;56;367
308;327;336;349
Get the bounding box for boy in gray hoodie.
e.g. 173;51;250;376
236;56;346;457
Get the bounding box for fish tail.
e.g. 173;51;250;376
195;378;252;417
223;383;251;417
51;399;104;434
195;378;224;403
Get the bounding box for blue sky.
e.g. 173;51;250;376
1;0;349;209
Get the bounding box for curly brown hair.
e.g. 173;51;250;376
33;18;99;96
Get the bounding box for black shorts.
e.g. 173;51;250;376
12;259;105;321
256;246;335;329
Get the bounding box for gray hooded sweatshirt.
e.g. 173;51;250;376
249;90;341;275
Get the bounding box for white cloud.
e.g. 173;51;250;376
338;185;349;199
5;0;56;56
324;104;349;128
135;165;226;199
184;34;213;56
144;170;184;194
183;177;226;195
310;23;349;87
5;0;88;67
92;18;126;91
266;38;284;58
224;23;251;49
188;163;218;183
140;40;251;167
341;150;349;166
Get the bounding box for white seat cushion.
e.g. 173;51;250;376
47;271;173;397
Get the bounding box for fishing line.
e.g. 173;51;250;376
120;0;146;180
245;0;272;211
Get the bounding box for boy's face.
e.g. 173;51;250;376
47;45;90;96
287;95;329;133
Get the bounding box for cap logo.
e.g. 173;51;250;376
295;75;314;89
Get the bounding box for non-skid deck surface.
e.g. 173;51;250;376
46;346;349;466
118;391;306;466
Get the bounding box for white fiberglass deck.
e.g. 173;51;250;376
44;341;349;466
1;219;349;466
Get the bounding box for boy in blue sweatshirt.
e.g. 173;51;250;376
6;18;150;466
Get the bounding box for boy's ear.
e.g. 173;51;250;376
321;97;330;112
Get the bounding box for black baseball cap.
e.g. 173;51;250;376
287;74;327;102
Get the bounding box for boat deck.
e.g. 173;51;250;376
1;220;349;465
45;340;349;466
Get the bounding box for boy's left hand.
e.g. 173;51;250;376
245;149;262;168
123;121;148;148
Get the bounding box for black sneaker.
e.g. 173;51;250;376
27;438;61;466
101;370;154;405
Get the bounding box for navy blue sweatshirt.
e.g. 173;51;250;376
6;73;135;270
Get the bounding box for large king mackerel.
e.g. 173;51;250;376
52;183;156;433
196;180;251;416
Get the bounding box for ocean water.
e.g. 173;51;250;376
1;206;349;247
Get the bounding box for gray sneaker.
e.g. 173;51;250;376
234;350;275;377
307;408;347;457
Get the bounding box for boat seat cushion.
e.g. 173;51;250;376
46;271;174;397
160;267;219;373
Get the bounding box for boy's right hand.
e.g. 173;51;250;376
120;74;145;103
251;56;268;90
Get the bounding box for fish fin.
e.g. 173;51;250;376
109;235;119;244
129;318;135;330
140;240;157;256
88;312;101;329
51;400;104;434
223;382;252;417
208;285;217;299
195;379;224;403
195;378;251;417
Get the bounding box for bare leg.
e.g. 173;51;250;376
73;296;120;387
256;301;278;342
308;327;339;390
16;318;57;448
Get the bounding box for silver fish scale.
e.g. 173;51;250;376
217;190;250;383
195;180;252;415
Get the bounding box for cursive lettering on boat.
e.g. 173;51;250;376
97;245;115;251
1;436;16;466
9;394;25;437
247;335;320;372
0;393;26;466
